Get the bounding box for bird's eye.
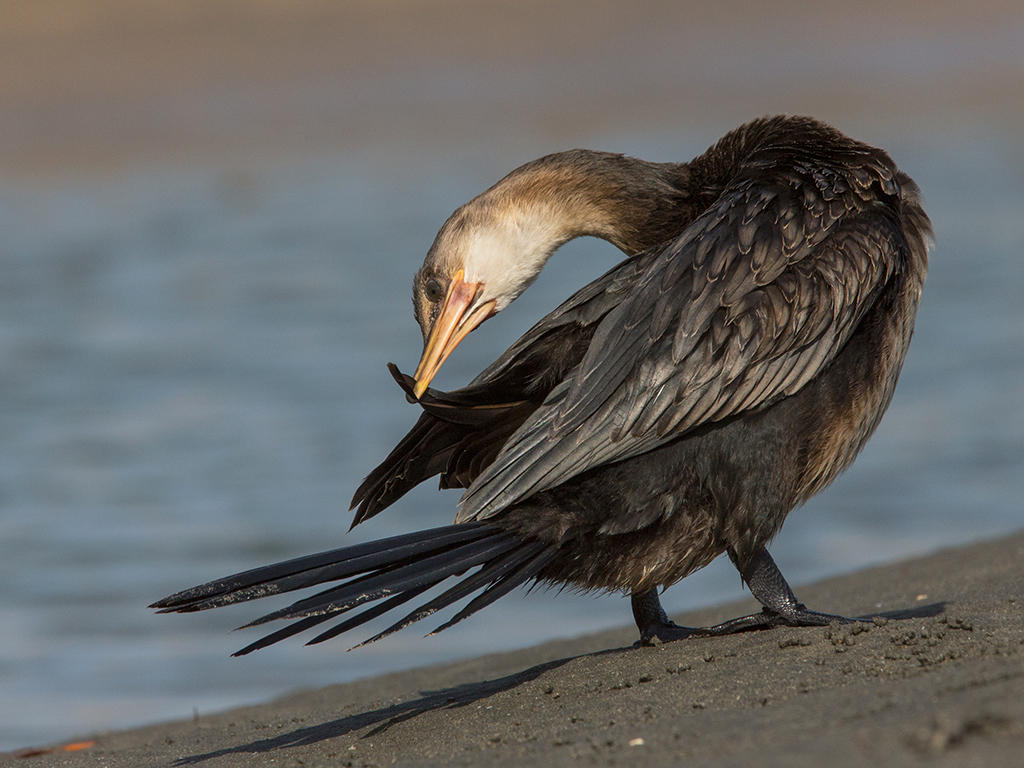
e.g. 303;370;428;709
424;278;444;303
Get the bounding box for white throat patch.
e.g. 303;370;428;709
461;207;566;311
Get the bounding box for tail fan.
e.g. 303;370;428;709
151;523;555;654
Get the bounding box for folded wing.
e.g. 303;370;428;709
457;163;908;522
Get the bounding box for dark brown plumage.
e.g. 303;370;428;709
153;116;932;652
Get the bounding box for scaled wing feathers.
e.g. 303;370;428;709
456;173;905;523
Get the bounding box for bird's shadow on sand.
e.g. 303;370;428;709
172;650;595;765
174;601;945;765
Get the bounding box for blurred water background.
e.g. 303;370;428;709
1;0;1022;751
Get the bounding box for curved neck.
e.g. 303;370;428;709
464;117;856;267
426;127;796;308
430;151;711;307
478;150;701;258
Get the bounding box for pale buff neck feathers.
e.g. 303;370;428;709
421;150;695;312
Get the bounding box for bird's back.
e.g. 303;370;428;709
351;116;931;593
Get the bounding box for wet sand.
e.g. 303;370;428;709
10;531;1023;766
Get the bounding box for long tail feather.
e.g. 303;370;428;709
303;582;438;648
345;539;549;650
428;546;559;635
242;533;520;626
233;582;438;657
152;522;557;653
150;523;491;612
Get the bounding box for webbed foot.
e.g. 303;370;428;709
692;604;866;636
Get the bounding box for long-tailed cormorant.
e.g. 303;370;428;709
153;116;932;653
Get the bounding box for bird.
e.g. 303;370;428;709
152;116;932;655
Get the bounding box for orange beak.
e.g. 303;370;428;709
413;270;496;398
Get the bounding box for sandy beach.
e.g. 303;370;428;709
8;531;1022;766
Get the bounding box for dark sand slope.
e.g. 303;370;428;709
11;532;1023;767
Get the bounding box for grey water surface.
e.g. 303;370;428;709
1;125;1021;750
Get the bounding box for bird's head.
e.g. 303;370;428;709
410;195;568;398
408;149;679;398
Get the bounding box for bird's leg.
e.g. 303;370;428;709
631;588;699;645
632;548;865;645
697;547;864;635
